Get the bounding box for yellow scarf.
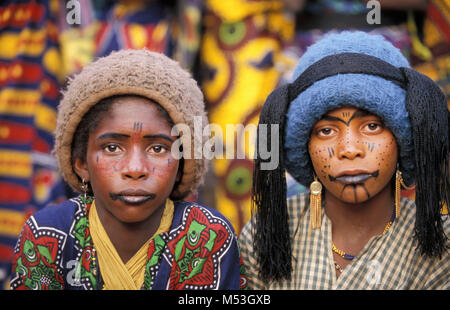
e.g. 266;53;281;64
89;199;174;290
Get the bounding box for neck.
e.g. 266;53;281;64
324;185;394;240
94;201;165;264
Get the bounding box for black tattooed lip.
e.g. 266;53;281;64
109;190;156;205
329;170;379;184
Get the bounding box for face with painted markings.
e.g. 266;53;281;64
308;106;398;204
74;96;180;224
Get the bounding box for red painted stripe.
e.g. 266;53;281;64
40;77;59;100
0;60;43;87
0;182;31;204
0;121;35;144
32;137;51;153
0;2;45;29
0;244;13;261
122;23;133;48
428;2;450;42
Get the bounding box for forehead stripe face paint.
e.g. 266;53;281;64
133;122;143;132
322;110;372;126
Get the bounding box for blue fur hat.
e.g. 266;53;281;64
285;31;414;186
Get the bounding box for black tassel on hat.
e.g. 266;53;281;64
400;67;449;258
252;52;449;283
252;85;292;282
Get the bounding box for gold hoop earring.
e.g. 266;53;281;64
395;168;414;219
310;175;322;229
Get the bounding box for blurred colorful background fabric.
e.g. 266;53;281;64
413;0;449;110
199;0;297;233
0;0;448;290
0;0;202;289
0;0;67;289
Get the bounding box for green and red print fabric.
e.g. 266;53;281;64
166;205;233;289
11;197;246;290
11;217;65;290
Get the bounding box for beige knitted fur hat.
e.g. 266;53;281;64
54;49;208;199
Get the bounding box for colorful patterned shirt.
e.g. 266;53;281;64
239;193;449;289
11;196;247;290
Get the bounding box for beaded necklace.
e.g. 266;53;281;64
332;209;396;261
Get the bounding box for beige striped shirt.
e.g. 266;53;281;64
239;193;449;289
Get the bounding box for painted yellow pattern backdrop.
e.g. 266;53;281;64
201;0;295;233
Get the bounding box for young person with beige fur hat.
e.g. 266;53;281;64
10;49;246;290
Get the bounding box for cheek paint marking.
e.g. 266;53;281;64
95;157;117;177
353;185;358;203
339;184;347;198
363;141;375;152
361;184;371;199
112;159;123;172
327;147;334;158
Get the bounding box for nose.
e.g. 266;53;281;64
121;149;149;180
336;132;365;160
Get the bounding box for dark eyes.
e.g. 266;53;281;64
364;122;383;133
104;144;121;153
315;122;383;137
316;127;336;137
148;145;168;154
102;144;168;154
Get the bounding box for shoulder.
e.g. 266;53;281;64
287;191;309;218
16;197;85;254
396;197;416;233
286;192;309;238
395;198;449;288
162;201;242;290
172;200;237;236
239;192;309;247
11;198;85;290
398;197;450;235
397;196;450;251
240;192;309;239
28;197;84;231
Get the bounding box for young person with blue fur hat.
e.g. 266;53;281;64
239;31;449;289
